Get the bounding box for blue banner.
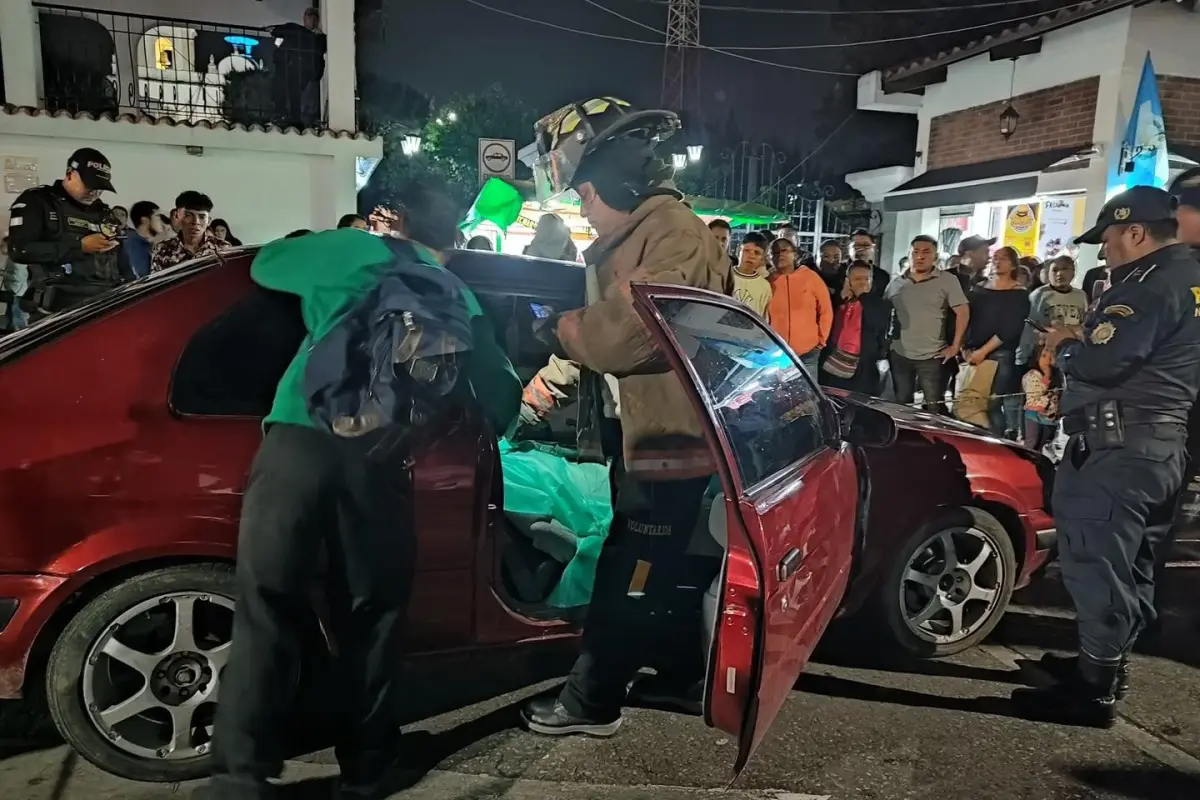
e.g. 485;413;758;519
1119;53;1169;190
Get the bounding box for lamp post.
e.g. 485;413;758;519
672;153;688;170
687;144;703;163
401;134;422;156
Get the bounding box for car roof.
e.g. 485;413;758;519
0;243;586;364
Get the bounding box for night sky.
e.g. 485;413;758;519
365;0;1085;177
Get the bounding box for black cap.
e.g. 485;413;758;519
67;147;114;192
957;234;996;254
1168;166;1200;211
1074;185;1177;245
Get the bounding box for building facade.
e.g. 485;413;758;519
848;0;1200;275
0;0;380;243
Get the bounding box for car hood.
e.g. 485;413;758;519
832;390;1018;446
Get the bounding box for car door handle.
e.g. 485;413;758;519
777;548;804;581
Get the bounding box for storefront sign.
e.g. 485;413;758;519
1003;203;1040;257
1037;198;1077;261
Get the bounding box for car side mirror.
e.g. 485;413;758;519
839;402;897;448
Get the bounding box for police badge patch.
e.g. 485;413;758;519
1091;321;1117;345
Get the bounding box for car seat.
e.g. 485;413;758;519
700;490;727;662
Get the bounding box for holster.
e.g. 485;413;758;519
1063;400;1125;449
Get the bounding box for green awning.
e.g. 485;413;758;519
685;196;789;227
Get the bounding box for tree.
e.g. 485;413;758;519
361;83;537;213
420;84;537;206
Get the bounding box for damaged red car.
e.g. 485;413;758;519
0;247;1055;784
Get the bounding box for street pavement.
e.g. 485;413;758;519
1;564;1198;800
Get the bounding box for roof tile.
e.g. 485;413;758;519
1;104;380;142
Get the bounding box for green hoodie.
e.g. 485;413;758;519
252;228;521;434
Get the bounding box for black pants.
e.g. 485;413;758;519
889;352;944;412
558;460;711;720
207;424;415;797
1053;428;1186;678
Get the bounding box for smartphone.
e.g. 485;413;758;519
1024;317;1049;334
530;302;553;320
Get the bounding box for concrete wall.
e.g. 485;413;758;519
0;132;356;244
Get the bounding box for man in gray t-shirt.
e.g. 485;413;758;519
884;234;969;410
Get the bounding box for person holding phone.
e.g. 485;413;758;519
6;148;123;313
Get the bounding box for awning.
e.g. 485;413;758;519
883;146;1087;212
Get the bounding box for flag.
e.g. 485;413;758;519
1119;53;1169;190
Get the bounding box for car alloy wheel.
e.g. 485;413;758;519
899;524;1005;645
80;591;233;763
45;564;240;782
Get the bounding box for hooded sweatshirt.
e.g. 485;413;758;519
731;265;773;318
253;228;521;434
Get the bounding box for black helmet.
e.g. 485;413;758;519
1169;166;1200;211
533;97;679;202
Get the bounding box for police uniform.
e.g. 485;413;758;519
1143;167;1200;643
6;148;123;313
1012;187;1200;727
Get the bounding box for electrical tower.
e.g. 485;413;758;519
661;0;700;114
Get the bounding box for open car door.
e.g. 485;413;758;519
629;284;858;776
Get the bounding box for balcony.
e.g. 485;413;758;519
30;3;334;131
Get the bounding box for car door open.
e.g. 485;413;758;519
628;284;859;777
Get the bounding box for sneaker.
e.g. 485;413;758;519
1036;653;1130;700
521;696;623;738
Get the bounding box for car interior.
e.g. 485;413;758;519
166;251;728;639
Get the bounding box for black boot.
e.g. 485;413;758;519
1036;654;1130;700
521;696;623;738
626;673;704;715
1011;662;1118;729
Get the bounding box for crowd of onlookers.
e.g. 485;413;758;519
701;220;1096;449
1;185;1093;450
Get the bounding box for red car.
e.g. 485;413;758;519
0;248;1055;784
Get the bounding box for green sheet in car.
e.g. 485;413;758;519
498;438;611;608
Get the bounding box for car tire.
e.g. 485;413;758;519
876;507;1017;658
44;563;237;783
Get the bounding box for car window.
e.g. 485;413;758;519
169;286;306;417
652;297;827;489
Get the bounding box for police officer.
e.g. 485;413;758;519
7;148;122;314
1141;166;1200;646
1011;186;1200;727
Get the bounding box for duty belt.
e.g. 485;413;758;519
1063;401;1184;437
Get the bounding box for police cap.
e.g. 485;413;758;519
1075;185;1177;245
1168;166;1200;211
67;147;115;192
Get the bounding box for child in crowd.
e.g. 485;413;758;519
731;231;773;318
1017;255;1088;368
1022;338;1061;452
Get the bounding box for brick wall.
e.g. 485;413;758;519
1159;75;1200;148
927;77;1099;170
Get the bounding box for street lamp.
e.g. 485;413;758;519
447;110;458;122
687;144;703;163
999;103;1020;139
672;153;688;170
401;134;422;156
